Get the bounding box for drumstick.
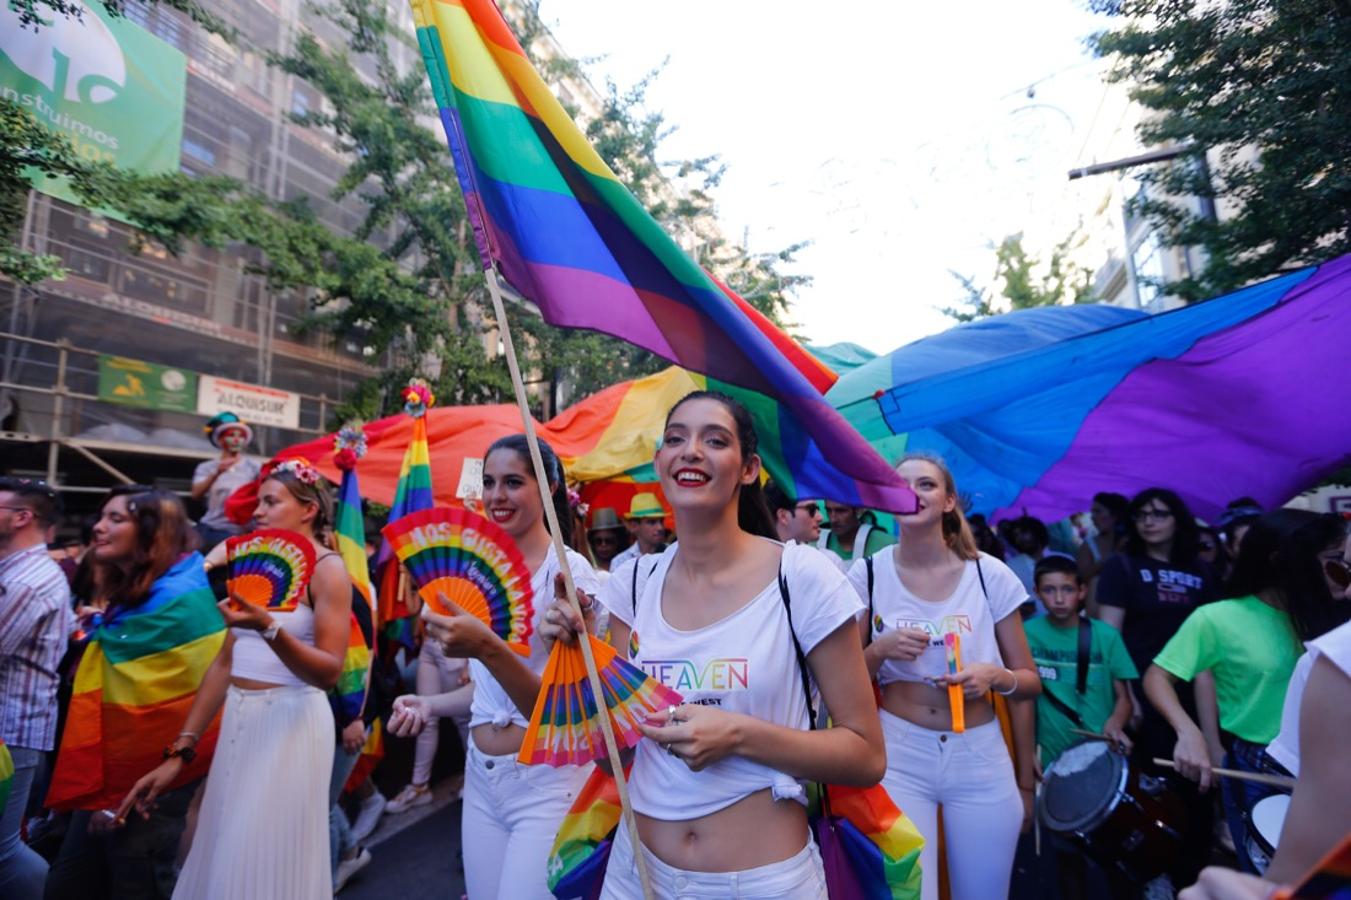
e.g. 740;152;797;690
1151;758;1296;790
944;633;965;734
1069;727;1114;741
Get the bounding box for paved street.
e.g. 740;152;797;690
342;787;466;898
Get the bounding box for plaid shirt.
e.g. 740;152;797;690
0;543;73;750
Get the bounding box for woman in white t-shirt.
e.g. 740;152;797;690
543;391;884;899
386;434;598;899
847;454;1040;900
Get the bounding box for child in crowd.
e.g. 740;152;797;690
1024;555;1137;899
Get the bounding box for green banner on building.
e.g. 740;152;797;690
98;355;198;412
0;0;187;208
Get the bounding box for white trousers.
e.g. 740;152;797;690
599;822;828;900
461;741;587;899
880;710;1021;900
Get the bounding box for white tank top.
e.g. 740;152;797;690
230;603;315;687
607;541;861;821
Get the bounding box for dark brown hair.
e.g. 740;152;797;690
664;391;776;540
97;486;198;607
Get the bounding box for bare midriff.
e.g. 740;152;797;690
471;722;527;756
230;676;289;690
881;679;996;731
637;787;809;872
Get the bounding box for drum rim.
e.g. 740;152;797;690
1037;743;1130;834
1243;792;1291;859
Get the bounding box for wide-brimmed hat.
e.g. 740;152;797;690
204;412;253;448
589;507;623;532
626;492;665;520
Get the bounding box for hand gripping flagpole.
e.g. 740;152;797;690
483;266;656;900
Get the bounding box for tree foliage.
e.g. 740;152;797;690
1093;0;1351;299
942;231;1093;322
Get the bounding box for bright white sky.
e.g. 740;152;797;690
541;0;1115;354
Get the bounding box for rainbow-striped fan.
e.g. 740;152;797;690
519;635;684;768
225;529;316;613
381;507;535;655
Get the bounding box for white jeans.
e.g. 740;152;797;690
600;822;828;900
880;710;1021;900
461;742;587;899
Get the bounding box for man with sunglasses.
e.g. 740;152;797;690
0;477;73;896
764;480;824;545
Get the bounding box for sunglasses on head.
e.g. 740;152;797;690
1326;558;1351;589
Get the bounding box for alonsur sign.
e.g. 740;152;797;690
196;375;300;430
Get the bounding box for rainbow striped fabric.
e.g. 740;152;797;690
820;783;925;899
409;0;915;513
377;413;434;638
333;465;375;722
47;554;225;810
546;764;625;899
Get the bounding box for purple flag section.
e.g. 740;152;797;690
1004;254;1351;523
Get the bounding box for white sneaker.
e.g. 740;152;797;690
349;792;387;844
334;846;372;893
386;782;434;814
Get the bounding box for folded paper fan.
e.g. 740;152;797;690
519;634;684;767
381;507;535;655
225;529;316;613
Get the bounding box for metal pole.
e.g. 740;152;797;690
47;339;69;485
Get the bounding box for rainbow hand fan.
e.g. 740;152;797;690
519;634;684;768
381;507;535;655
225;529;316;612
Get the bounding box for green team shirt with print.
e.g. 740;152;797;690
1025;615;1138;765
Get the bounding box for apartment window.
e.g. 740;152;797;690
1131;231;1166;309
182;138;216;167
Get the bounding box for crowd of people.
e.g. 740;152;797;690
1;392;1349;899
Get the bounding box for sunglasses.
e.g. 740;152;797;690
1327;558;1351;590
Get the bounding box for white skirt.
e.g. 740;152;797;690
173;684;334;899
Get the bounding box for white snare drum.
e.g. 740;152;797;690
1245;793;1290;874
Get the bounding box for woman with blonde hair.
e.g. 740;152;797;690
848;453;1040;900
120;459;352;899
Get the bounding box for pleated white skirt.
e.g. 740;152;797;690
173;684;334;899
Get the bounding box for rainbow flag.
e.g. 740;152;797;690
546;764;626;899
0;739;13;815
333;465;375;722
47;554;225;810
822;783;925;899
343;718;386;794
409;0;916;514
378;413;434;640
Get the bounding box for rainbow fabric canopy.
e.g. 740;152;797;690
408;0;914;514
829;254;1351;522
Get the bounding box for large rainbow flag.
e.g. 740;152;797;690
47;554;225;810
408;0;915;514
376;410;435;636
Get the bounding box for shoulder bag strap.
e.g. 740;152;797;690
865;556;875;647
1076;616;1092;696
777;565;819;731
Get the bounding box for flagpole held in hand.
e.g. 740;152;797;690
484;266;656;900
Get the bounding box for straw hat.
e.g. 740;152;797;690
626;492;665;520
589;507;623;533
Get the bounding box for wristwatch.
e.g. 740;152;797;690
262;621;282;642
164;742;197;765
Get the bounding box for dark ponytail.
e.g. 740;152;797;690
665;390;776;540
486;434;575;549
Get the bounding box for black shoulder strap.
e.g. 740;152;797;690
1042;683;1084;727
777;565;818;732
1076;616;1092;695
975;554;989;600
630;557;661;619
864;555;875;647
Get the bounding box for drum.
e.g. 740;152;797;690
1245;794;1290;874
1038;741;1186;882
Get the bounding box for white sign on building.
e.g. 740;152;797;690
197;375;300;429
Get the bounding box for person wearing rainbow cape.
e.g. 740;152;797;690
847;453;1041;900
119;459;353;899
542;391;885;898
388;434;600;899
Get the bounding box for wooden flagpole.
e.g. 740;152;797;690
484;267;655;900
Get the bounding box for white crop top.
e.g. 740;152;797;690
1267;619;1351;777
606;541;861;821
846;550;1026;686
468;544;600;730
231;603;314;688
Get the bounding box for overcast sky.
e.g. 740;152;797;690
540;0;1115;354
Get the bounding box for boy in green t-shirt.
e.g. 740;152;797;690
1026;556;1138;765
1026;556;1140;898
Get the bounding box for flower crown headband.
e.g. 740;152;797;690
271;457;323;486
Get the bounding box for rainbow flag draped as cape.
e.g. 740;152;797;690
333;466;375;722
409;0;916;514
47;554;225;810
377;413;434;642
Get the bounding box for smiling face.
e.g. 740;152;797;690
1319;534;1351;601
656;397;759;519
91;494;139;565
894;458;956;528
482;447;546;540
253;477;317;533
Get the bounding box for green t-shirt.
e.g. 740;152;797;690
1025;616;1138;765
823;525;894;563
1153;595;1298;743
